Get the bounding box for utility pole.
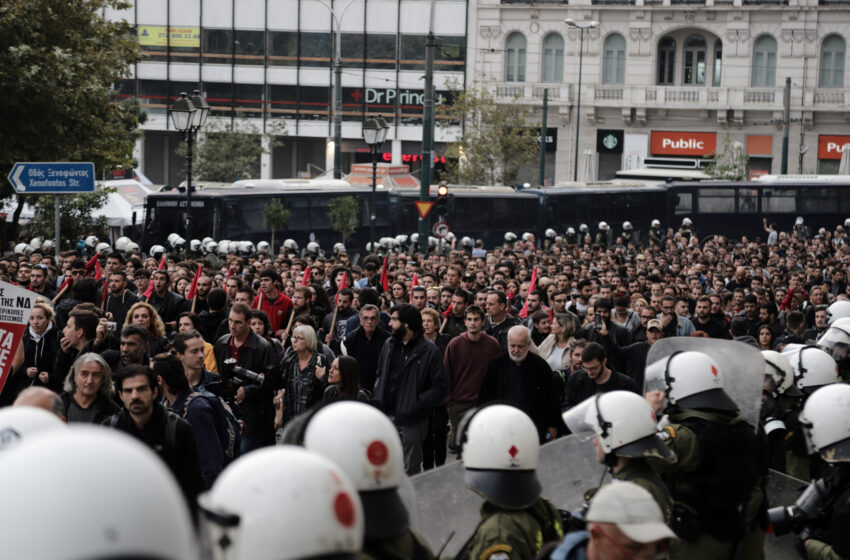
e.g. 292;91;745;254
781;76;791;175
419;0;437;255
538;88;548;186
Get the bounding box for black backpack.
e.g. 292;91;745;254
183;388;241;466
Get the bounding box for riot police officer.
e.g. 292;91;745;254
644;346;761;559
282;401;435;560
455;404;563;560
760;350;804;473
565;227;578;246
649;219;663;245
621;221;634;244
562;391;676;521
817;316;850;380
678;217;694;241
594;222;610;247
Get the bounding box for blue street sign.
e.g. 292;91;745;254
7;162;96;194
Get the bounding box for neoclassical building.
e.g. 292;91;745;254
467;0;850;182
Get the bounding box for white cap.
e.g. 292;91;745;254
586;482;676;543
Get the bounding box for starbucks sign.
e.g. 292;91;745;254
597;130;624;154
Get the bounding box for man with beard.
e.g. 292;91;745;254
286;286;322;333
104;271;139;330
692;295;730;339
373;303;447;475
148;270;187;331
105;364;204;510
563;342;638;410
188;275;213;314
477;326;560;442
59;352;120;423
28;264;56;300
96;324;150;372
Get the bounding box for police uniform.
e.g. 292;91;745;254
678;226;693;241
651;409;760;560
455;497;563;560
622;231;633;244
804;464;850;560
613;458;672;523
649;226;663;245
364;528;435;560
594;232;608;247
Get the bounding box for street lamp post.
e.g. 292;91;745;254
564;18;598;182
169;90;209;240
362;117;389;253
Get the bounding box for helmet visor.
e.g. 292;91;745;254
818;327;850;362
561;397;601;443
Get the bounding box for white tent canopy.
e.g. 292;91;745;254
95;179;151;227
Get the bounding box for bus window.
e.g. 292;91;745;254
737;188;758;213
674;192;693;215
697;188;735;213
761;188;796;213
287;198;310;230
311;197;333;229
801;188;841;214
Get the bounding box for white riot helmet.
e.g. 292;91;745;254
202;236;215;245
782;345;839;395
14;243;30;256
149;244;166;259
457;404;541;509
42;240;55;252
567;227;575;235
428;236;438;248
378;237;393;250
545;228;556;239
331;242;345;254
622;221;632;231
796;216;804;226
28;237;43;250
204;240;218;254
237;241;255;254
217;241;231;255
167;233;186;248
284;402;409;540
799;384;850;463
579;223;588;233
643;351;738;412
85;235;99;248
818;317;850;366
0;427;196;560
306;241;321;254
598;221;608;231
682;217;693;227
190;239;203;252
95;242;111;256
115;236;131;251
504;232;517;242
410;233;419;245
0;407;66;453
283;239;298;251
395;234;408;246
199;447;363;560
762;350;802;398
827;301;850;325
522;232;533;241
446;232;456;242
256;241;270;253
460;236;473;248
562;392;675;463
651;219;661;228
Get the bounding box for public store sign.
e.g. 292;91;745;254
138;26;200;48
650;131;717;157
818;135;850;160
0;282;36;397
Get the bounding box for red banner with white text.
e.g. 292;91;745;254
0;282;37;398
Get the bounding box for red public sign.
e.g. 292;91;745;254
817;135;850;160
650;131;717;156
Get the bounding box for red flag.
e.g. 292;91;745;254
186;263;203;301
225;268;233;283
519;267;538;319
442;302;453;318
94;260;103;281
56;276;72;295
380;256;389;292
334;272;348;305
301;266;312;287
158;255;166;270
548;306;554;324
84;253;99;274
102;282;109;308
143;255;166;300
409;274;419;302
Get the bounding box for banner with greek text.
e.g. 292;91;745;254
0;282;36;398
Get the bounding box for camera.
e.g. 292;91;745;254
220;358;265;385
767;478;829;536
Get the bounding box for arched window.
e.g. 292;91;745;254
657;37;675;85
541;33;564;83
682;34;707;85
602;34;626;85
713;40;723;86
819;35;846;88
751;35;777;87
505;32;526;82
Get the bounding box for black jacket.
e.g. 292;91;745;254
373;334;447;426
477;351;561;442
104;403;204;509
148;289;187;325
214;332;279;442
0;325;60;403
580;321;632;372
342;325;391;391
199;309;228;343
170;389;225;489
104;290;140;329
60;391;120;424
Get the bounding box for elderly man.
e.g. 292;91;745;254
341;304;390;392
477;325;560;442
13;387;66;420
59;352;120;423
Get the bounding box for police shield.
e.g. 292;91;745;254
645;337;764;430
413;435;606;557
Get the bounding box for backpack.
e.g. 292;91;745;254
183;388;241;466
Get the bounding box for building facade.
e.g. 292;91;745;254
106;0;467;186
468;0;850;183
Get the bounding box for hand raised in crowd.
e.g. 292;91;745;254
644;391;666;413
94;318;109;345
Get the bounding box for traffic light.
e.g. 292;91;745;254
437;184;449;217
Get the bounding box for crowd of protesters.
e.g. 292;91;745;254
1;215;848;491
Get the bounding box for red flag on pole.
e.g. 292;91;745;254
409;274;419;302
334;272;348;305
94;260;103;281
519;267;538;319
56;276;72;295
84;253;99;274
380;256;389;292
143;256;166;300
548;306;554;324
442;302;453;318
158;256;166;270
301;266;312;287
186;263;203;301
225;268;233;283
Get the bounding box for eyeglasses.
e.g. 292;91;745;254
291;335;306;341
71;270;85;276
